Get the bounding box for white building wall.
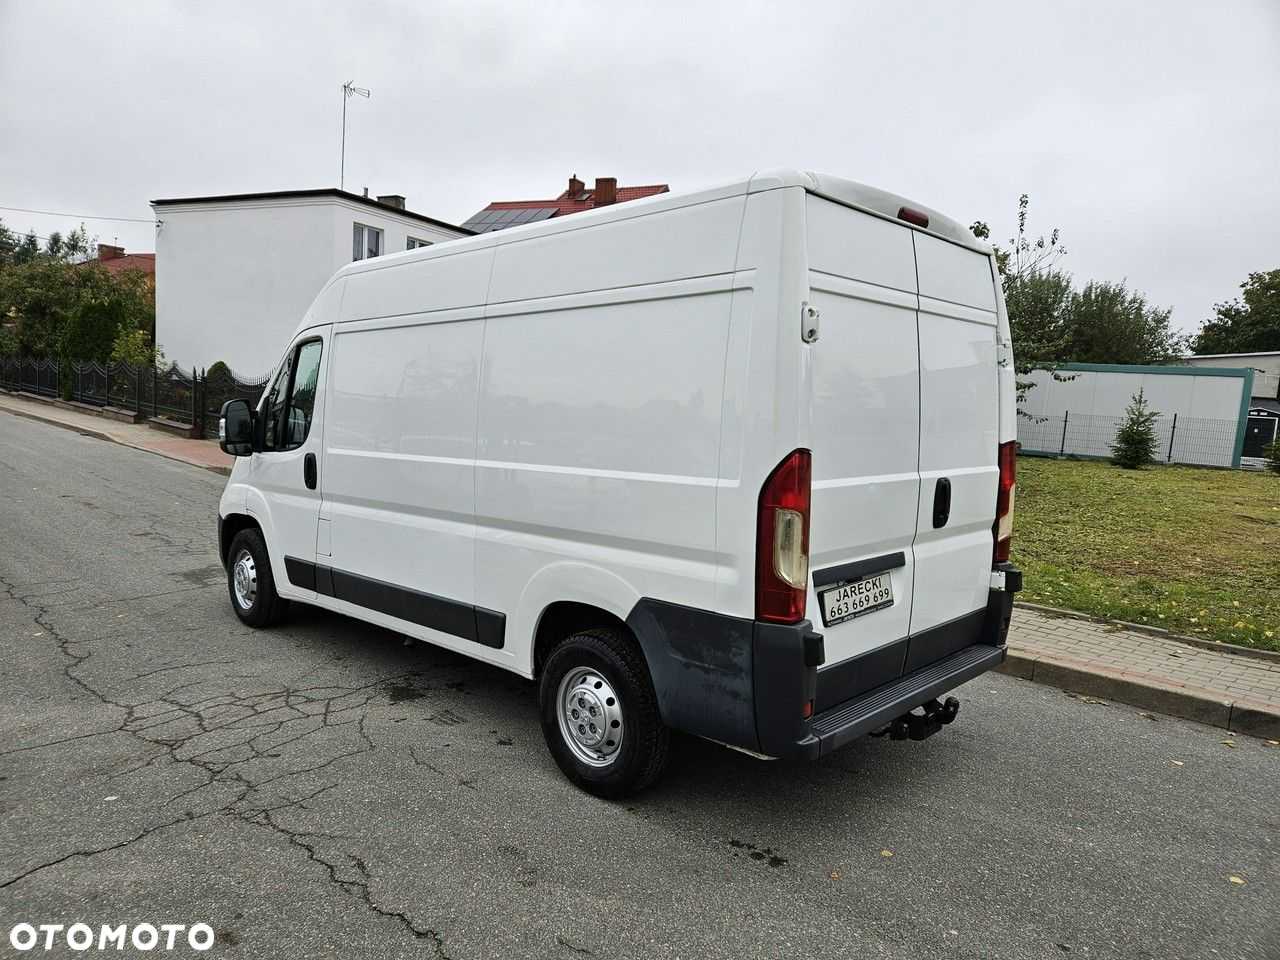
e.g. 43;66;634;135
1018;365;1249;467
1187;353;1280;400
154;196;465;378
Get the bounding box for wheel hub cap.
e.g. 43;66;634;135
232;550;257;609
556;668;624;767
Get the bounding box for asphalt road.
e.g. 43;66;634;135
0;411;1276;960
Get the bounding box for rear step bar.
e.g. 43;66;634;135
807;643;1005;756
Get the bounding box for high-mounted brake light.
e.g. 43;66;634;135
756;449;812;623
897;206;929;228
993;441;1016;563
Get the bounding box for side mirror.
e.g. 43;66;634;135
219;399;255;456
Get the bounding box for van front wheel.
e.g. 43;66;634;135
539;629;669;798
226;528;290;628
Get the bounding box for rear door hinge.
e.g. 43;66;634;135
801;301;820;343
997;337;1013;368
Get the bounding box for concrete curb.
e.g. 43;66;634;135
0;402;232;477
1015;600;1280;665
996;650;1279;740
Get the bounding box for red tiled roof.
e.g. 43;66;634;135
74;253;155;276
97;253;155;276
484;184;669;215
465;182;670;231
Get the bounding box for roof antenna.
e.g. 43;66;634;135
340;80;371;190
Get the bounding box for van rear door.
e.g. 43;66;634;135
907;234;1000;660
804;196;921;708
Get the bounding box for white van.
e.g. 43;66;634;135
217;169;1021;797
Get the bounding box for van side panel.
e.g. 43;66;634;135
711;183;804;619
485;196;744;304
803;196;921;672
909;234;999;640
322;310;486;653
340;245;496;319
477;195;747;674
475;293;732;666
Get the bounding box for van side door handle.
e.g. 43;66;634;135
303;453;317;490
932;477;951;528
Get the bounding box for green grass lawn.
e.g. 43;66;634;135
1014;456;1280;652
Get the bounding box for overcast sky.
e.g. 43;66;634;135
2;1;1277;334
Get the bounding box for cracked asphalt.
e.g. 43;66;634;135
1;411;1277;960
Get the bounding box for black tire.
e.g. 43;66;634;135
539;627;670;798
226;528;290;628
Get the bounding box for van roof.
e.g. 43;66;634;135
333;168;991;283
778;169;992;255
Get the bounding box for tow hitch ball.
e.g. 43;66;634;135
886;696;960;741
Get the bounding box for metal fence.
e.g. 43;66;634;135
0;356;269;441
1018;410;1242;468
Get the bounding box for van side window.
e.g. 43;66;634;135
261;340;323;451
260;351;294;452
282;341;323;449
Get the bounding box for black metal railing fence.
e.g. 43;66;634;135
0;355;269;440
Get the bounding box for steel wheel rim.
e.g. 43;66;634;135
556;667;624;767
232;549;257;610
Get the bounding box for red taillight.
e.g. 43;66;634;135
897;205;930;228
993;440;1016;563
756;449;812;623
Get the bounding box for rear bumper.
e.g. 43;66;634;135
626;562;1021;760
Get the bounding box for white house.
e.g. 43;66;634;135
1186;350;1280;401
152;189;470;377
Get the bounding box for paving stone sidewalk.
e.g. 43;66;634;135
0;391;232;473
1005;607;1280;738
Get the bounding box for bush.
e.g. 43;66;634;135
62;296;126;363
110;326;155;367
1110;388;1160;469
1264;439;1280;475
205;360;231;381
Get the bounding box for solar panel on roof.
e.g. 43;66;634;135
462;205;559;233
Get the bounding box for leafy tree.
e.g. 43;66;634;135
63;296;128;363
1192;269;1280;354
13;230;39;264
1003;268;1073;371
1110;389;1160;469
1063;279;1188;364
973;197;1073;406
0;222;18;265
43;225;91;263
971;198;1185;376
972;194;1068;296
0;252;153;359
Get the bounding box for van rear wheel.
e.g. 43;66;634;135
227;528;290;628
539;628;669;798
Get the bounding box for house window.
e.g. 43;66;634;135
352;223;383;261
406;237;432;250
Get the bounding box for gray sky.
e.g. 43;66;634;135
2;0;1277;334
